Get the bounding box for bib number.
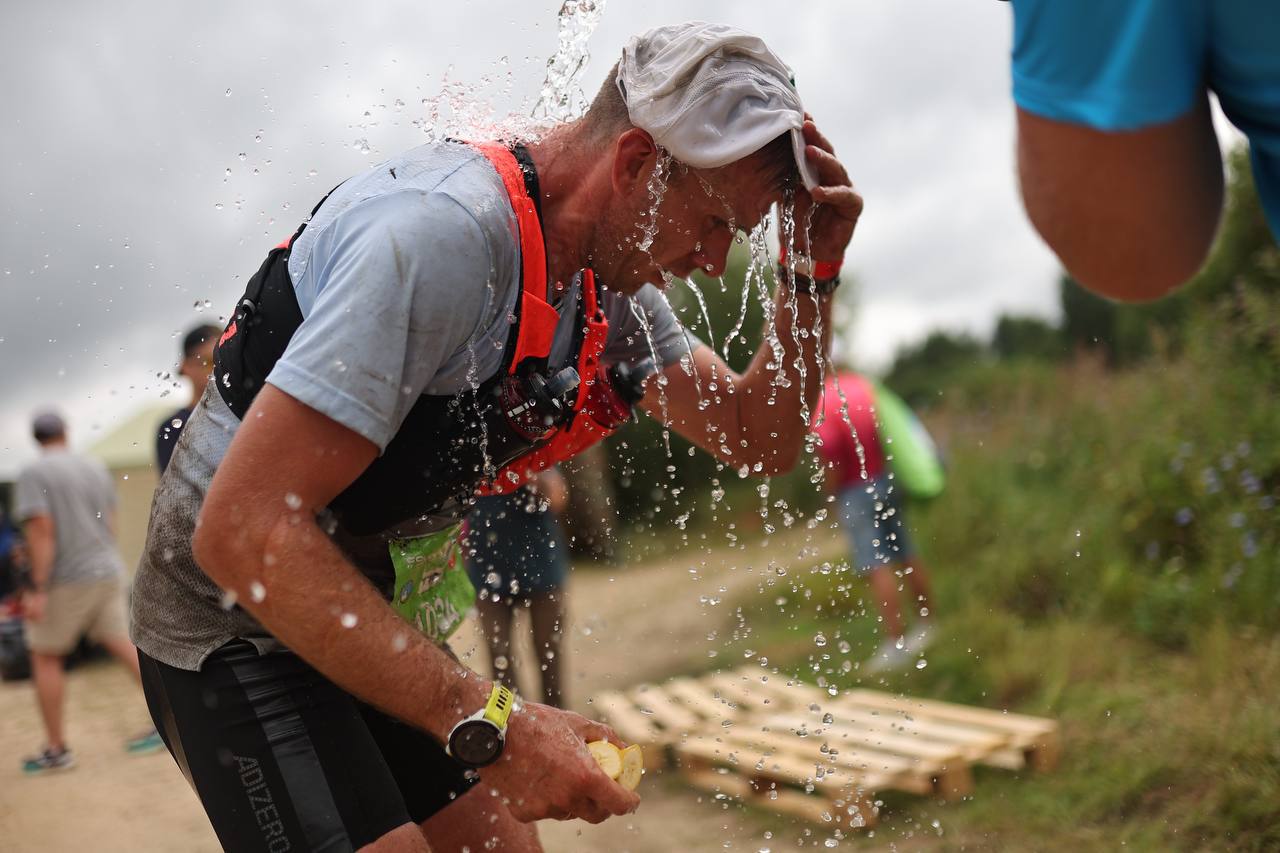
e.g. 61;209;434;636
388;527;476;643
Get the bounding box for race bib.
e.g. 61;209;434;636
388;526;476;643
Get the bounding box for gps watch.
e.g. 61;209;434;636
446;684;517;768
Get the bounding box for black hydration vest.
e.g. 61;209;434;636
211;142;590;540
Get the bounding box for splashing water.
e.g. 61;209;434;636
746;222;789;407
682;276;716;345
777;190;818;430
722;254;756;361
533;1;607;123
637;153;673;254
628;298;674;463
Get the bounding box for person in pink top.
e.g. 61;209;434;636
815;371;936;673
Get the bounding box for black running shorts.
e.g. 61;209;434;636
139;641;476;852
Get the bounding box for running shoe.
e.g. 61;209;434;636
125;729;165;754
863;636;913;675
22;745;75;774
905;619;935;655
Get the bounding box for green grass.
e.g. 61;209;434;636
719;553;1280;850
708;289;1280;850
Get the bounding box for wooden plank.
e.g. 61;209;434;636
683;764;756;800
729;670;827;707
842;689;1059;741
745;712;979;801
724;675;1047;761
718;732;933;797
663;677;735;722
703;672;773;713
832;707;1011;760
720;726;926;781
591;691;663;746
767;712;967;766
627;684;702;734
683;766;878;829
724;671;1058;747
761;786;879;829
678;733;902;794
983;746;1028;771
765;702;1011;764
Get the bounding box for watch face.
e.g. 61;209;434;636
450;720;503;767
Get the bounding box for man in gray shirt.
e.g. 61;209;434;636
14;411;161;773
132;22;862;851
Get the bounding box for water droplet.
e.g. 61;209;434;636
916;658;928;670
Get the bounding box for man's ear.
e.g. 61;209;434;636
611;128;659;196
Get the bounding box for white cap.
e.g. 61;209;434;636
617;21;819;191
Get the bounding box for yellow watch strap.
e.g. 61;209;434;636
483;684;516;730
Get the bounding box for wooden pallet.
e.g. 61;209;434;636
590;666;1060;827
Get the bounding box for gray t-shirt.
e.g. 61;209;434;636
15;449;124;586
132;141;693;670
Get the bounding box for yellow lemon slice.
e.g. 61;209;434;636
618;744;644;791
587;740;622;780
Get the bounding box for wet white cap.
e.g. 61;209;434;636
617;21;819;191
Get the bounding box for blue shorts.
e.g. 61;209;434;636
836;477;914;576
1011;0;1280;239
465;489;569;600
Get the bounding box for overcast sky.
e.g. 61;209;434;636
0;0;1065;476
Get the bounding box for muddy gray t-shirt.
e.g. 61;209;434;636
15;449;124;586
131;141;693;670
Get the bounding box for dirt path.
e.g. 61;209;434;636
0;527;847;852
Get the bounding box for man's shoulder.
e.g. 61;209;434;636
15;457;45;486
15;452;91;492
381;144;516;249
293;142;516;280
339;142;511;229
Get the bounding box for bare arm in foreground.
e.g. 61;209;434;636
192;384;639;823
1017;95;1224;302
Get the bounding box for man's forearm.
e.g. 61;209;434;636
23;519;55;589
209;516;487;743
653;281;833;475
734;282;833;460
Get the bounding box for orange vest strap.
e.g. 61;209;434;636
573;269;609;410
467;141;555;375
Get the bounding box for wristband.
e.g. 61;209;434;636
777;262;840;297
778;245;843;280
483;683;516;729
446;683;517;768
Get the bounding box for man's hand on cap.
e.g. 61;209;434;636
790;119;862;266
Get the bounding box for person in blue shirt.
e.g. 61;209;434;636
1009;0;1280;301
